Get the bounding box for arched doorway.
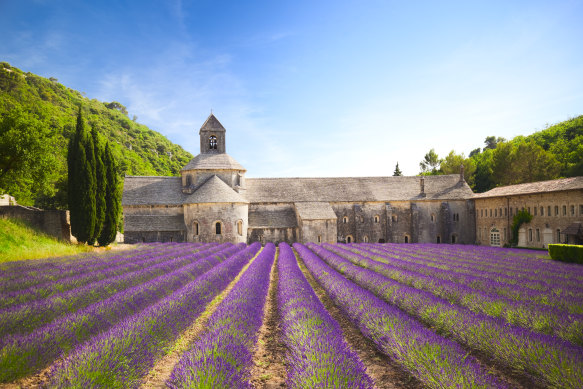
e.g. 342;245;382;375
346;235;353;243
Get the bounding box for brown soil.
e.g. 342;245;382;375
249;249;288;388
295;251;423;389
140;248;264;389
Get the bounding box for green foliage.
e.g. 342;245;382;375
0;62;193;208
440;151;476;185
0;218;91;263
98;142;121;246
548;244;583;264
510;209;533;246
92;127;106;242
419;148;442;174
393;162;403;176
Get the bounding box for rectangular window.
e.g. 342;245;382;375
504;208;507;217
481;209;483;217
571;205;575;216
548;206;551;216
528;229;533;241
540;207;544;216
555;206;559;216
490;209;492;217
509;208;513;216
499;208;502;217
563;205;567;216
534;207;537;216
536;229;540;242
495;209;497;217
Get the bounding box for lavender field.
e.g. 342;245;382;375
0;242;582;388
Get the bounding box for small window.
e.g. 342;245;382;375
527;207;531;214
209;135;217;150
317;235;322;243
540;207;544;216
237;220;243;236
495;209;498;217
499;208;502;217
193;221;199;236
363;236;369;243
548;206;551;216
509;208;513;217
374;215;380;223
480;209;483;217
215;221;222;235
534;207;537;216
555;206;559;216
563;205;567;216
556;229;561;243
536;228;540;242
528;229;533;241
504;208;507;217
490;209;492;217
346;235;353;243
343;216;348;224
431;214;435;222
571;205;575;216
404;235;409;243
392;215;398;222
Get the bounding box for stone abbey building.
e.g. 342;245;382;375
123;114;582;247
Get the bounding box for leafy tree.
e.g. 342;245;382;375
419;148;442;174
393;162;403;176
510;208;533;246
98;142;121;246
440;151;476;185
91;127;106;242
483;136;506;151
0;107;59;204
68;107;96;244
470;148;494;192
105;101;128;116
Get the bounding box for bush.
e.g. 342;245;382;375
548;244;583;264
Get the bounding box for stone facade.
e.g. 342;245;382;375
122;114;580;247
0;205;72;241
474;178;583;248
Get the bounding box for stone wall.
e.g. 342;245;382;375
183;202;248;244
299;219;337;244
247;227;298;245
475;189;583;248
0;205;71;241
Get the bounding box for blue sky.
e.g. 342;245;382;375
1;0;582;177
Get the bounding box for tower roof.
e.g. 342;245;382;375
199;113;226;134
184;175;248;204
181;153;246;171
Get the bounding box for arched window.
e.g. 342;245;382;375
317;235;322;243
193;221;199;236
209;135;217;150
391;215;398;223
363;236;369;243
436;235;441;244
237;220;243;236
346;235;353;243
215;221;222;235
374;215;380;223
343;216;348;224
431;214;435;223
404;235;409;243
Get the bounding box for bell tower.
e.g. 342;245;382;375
199;113;226;154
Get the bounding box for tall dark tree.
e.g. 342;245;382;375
68;107;96;244
393;162;403;176
98;142;121;246
91;127;106;242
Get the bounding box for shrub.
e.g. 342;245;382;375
548;244;583;264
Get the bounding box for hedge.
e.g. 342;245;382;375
548;244;583;264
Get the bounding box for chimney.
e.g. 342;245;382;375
420;177;426;197
460;164;465;183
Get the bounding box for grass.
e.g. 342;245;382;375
0;218;92;263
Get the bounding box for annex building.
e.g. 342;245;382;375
122;114;583;248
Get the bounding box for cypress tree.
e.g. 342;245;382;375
98;142;120;246
91;127;106;242
68;107;96;244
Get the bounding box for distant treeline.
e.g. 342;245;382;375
417;116;583;192
0;62;193;209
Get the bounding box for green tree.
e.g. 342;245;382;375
440;151;476;185
91;127;106;242
511;208;533;246
419;148;442;174
68;107;96;244
470;148;495;192
98;142;121;246
483;136;506;151
0;107;58;204
393;162;403;176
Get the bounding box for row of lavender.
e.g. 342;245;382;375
0;242;242;382
305;243;583;388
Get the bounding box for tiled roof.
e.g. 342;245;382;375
295;202;337;220
122;176;184;206
124;214;185;232
199;113;225;133
181;153;245;171
474;177;583;198
184;175;249;204
248;206;297;228
244;175;473;202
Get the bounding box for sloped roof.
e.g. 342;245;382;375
122;176;184;206
199;113;225;133
295;202;337;220
563;222;583;236
248;206;297;228
244;175;472;202
474;177;583;198
184;175;249;204
181;153;246;171
124;214;185;232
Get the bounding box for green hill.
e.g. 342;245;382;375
0;218;92;263
0;62;193;208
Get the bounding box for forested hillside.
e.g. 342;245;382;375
418;115;583;192
0;62;192;208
